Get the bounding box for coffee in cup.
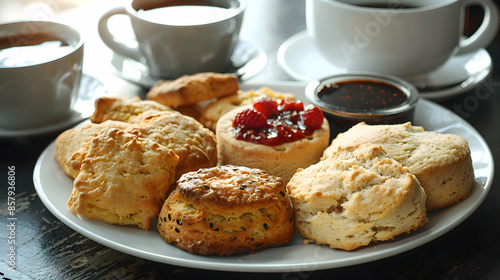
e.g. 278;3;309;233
98;0;246;79
306;0;500;79
0;21;84;130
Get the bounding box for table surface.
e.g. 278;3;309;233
1;0;500;279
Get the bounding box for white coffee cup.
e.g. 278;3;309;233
306;0;499;79
98;0;246;79
0;21;84;130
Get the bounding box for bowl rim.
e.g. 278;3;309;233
305;71;419;119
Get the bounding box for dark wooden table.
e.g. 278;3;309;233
1;0;500;279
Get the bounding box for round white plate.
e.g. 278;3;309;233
33;81;493;272
0;74;109;138
278;31;493;101
109;40;267;88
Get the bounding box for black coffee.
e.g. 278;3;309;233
355;3;420;9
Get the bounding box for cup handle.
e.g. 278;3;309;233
456;0;499;56
98;7;142;61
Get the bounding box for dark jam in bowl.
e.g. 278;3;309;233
305;73;419;134
318;80;408;111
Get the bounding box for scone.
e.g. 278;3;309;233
157;165;295;256
67;128;179;231
146;72;239;107
216;99;329;182
89;96;172;123
200;87;296;131
55;120;131;179
126;111;217;178
322;122;475;211
287;144;427;251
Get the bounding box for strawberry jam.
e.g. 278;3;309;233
233;98;324;146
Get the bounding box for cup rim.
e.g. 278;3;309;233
128;0;247;27
0;20;84;69
321;0;457;13
305;71;420;119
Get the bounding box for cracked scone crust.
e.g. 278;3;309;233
322;122;475;211
89;96;172;123
157;165;295;256
287;144;427;251
216;106;329;183
55;120;131;179
126;111;217;178
67;128;179;231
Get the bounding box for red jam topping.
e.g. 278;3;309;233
233;98;324;146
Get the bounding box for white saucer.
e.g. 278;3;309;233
109;40;267;88
0;73;109;138
278;31;493;101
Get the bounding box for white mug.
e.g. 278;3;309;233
98;0;246;79
306;0;500;78
0;21;84;130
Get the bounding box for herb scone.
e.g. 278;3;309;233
157;165;295;256
287;144;427;251
322;122;475;211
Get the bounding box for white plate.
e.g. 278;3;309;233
278;31;493;101
109;40;267;88
0;74;109;138
33;81;493;272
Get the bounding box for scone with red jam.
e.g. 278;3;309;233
216;98;330;182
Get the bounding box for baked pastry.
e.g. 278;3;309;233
322;122;475;211
216;98;329;182
200;87;296;131
89;96;172;123
287;144;427;251
126;111;217;179
55;120;131;179
157;165;295;256
67;128;179;231
146;72;239;107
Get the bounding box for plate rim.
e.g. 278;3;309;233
33;82;494;272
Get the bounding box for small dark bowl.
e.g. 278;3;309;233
305;72;419;134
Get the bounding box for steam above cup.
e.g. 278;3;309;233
306;0;500;79
98;0;246;79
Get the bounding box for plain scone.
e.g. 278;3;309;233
322;122;475;211
216;106;330;183
127;111;218;178
67;128;179;231
146;72;239;107
55;120;131;179
158;165;295;256
89;96;172;123
287;144;427;251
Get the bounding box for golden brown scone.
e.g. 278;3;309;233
126;111;217;179
322;122;475;211
89;96;172;123
67;128;179;231
55;120;131;179
146;72;239;107
200;87;296;130
287;144;427;251
216;106;329;183
158;165;295;256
